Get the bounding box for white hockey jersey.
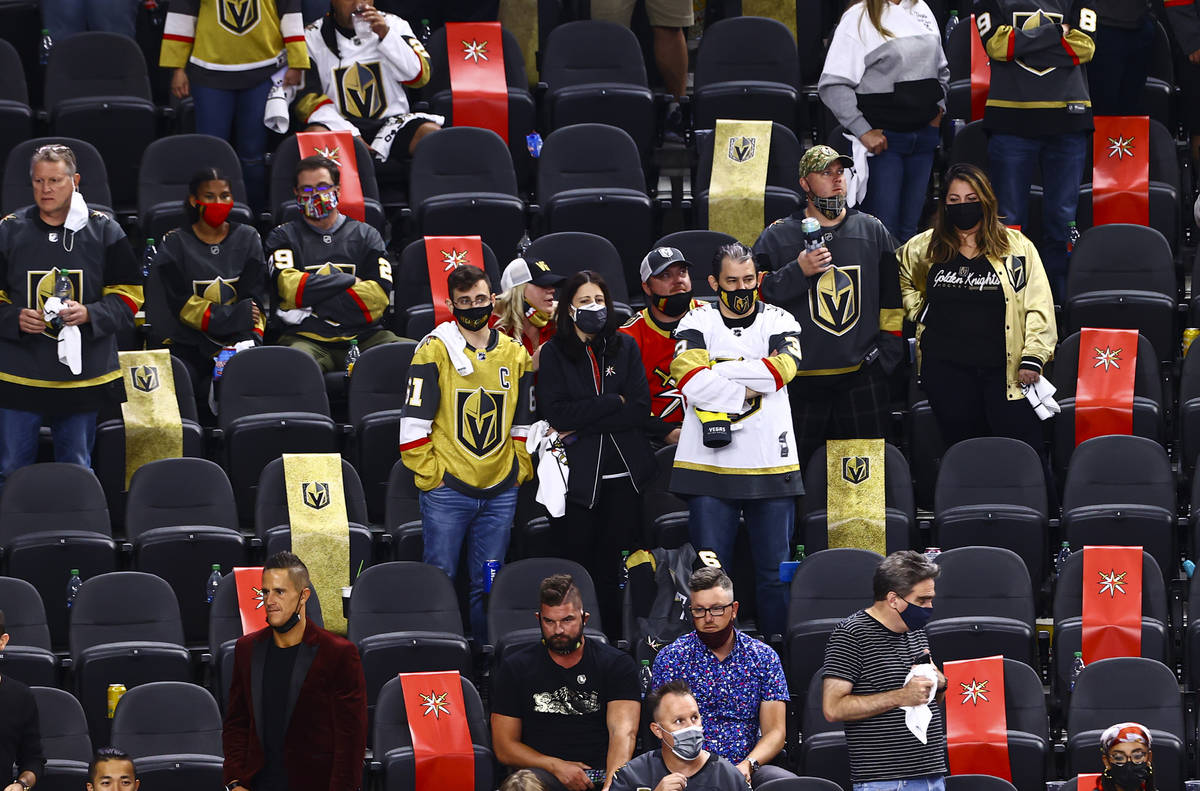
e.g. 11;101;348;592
669;302;805;499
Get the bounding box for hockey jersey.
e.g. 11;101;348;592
266;215;392;342
670;303;805;499
619;300;704;439
161;0;308;77
399;327;534;497
156;223;269;353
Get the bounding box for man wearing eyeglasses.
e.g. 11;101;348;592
650;567;792;788
752;145;905;467
267;155;405;372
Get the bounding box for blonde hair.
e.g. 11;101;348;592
927;163;1011;265
500;770;544;791
856;0;895;39
494;282;528;336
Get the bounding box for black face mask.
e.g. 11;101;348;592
653;290;693;318
945;201;984;231
719;286;757;316
272;600;303;634
454;303;492;331
1105;761;1151;789
572;304;608;334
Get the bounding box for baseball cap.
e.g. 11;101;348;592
500;257;566;292
639;246;690;283
799;145;854;179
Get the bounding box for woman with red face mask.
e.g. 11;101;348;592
151;168;271;417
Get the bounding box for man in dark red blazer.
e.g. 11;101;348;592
222;551;367;791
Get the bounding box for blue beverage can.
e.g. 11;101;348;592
212;345;236;380
525;132;543;159
483;559;501;592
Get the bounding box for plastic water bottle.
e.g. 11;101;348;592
142;238;157;280
1069;651;1085;691
39;29;52;67
638;659;654;698
345;338;361;378
50;268;71;330
205;564;221;604
618;550;630;592
793;544;806;563
943;10;959;45
517;230;532;256
417;18;432;44
66;569;82;609
923;547;942;562
1054;541;1072;575
1066;221;1080;254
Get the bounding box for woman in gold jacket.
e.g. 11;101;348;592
898;163;1057;449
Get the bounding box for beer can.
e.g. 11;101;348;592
1184;328;1199;357
483;559;501;593
107;684;127;719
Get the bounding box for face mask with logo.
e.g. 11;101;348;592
945;201;984;231
808;191;846;221
653;290;693;319
197;200;233;228
524;300;552;328
298;189;338;220
571;302;607;334
664;725;704;761
719;286;757;315
898;597;933;631
454;303;492;331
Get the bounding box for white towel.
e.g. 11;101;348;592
1022;376;1060;421
43;297;82;375
900;664;939;744
843;132;870;208
527;420;569;518
429;320;474;375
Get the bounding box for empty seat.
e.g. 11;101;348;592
1176;343;1200;476
944;778;1019;791
653;230;735;299
269;133;387;234
692;17;800;131
693;123;802;232
486;558;605;659
0;40;33;173
0;577;57;687
138;134;254;240
757;778;844;791
383;461;422;549
799;671;849;788
525;232;633;315
111;681;224;791
800;443;917;555
32;686;91;791
638;445;688;544
393;237;502;338
3;137;116;218
926;547;1037;666
348;341;417;522
905;374;946;511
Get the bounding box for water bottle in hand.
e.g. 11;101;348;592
205;564;222;604
66;569;82;610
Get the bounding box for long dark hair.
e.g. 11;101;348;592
184;167;233;224
554;270;619;359
927;163;1010;265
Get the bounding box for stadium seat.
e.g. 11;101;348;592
69;571;190;744
125;458;247;645
535;124;655;290
137;134;254;241
2;137;115;218
389;519;424;562
373;674;492;791
933;437;1050;587
800;443;917;555
947;119;989;171
525;231;633;315
1183;569;1200;688
43;32;157;211
993;658;1051;791
408;126;526;263
944;16;975;122
756;778;844;791
269;133;387;235
420;25;537;190
0;577;56;687
1051;551;1168;708
1066;657;1184;789
1143;20;1176;130
1061;435;1175;576
111;681;224;791
639;445;688;546
254;456;373;584
692;17;800;132
348;340;417;522
394;236;501;338
1179;345;1200;477
945;778;1018;791
384;461;422;543
91;354;205;526
799;671;849;788
784;548;880;712
926;547;1037;667
0;40;33;171
486;558;605;659
539;21;656;163
348;562;470;731
216;346;339;521
692;123;802;232
905;374;946;511
0;463;117;650
31;686;91;791
1064;224;1176;366
653;229;734;299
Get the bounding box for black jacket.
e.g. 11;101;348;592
537;331;657;508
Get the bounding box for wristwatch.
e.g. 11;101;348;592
747;759;761;774
18;780;30;790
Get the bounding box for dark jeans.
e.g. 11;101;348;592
920;356;1041;451
42;0;137;39
789;362;892;471
1086;17;1155;116
192;79;273;213
861;124;941;242
0;408;97;498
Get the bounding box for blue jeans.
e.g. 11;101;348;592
191;79;273;213
854;775;945;791
0;409;97;498
43;0;137;39
687;494;792;636
861;124;941;243
420;485;518;643
987;130;1089;300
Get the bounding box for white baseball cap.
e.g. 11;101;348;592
500;257;566;292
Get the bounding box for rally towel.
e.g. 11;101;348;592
118;349;183;489
283;453;350;635
445;21;509;143
1081;545;1142;663
709;119;773;246
825;439;886;556
398;671;475;791
1075;327;1137;445
969;15;989;122
297;130;366;222
945;655;1012;781
234;566;267;635
1093;115;1149;227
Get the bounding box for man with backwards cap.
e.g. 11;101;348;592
620;246;707;447
1095;722;1155;791
494;257;566;367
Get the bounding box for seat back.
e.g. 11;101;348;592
421;25;529;97
695;122;801;195
1002;657;1050;741
1066;224;1174;300
1062;435;1174;512
253;456;370;535
347;341;417;427
935;437;1048;513
217;346;331;430
1053;549;1166;623
0;577;52;650
932;546;1035;624
525;232;629;304
0;463;111;544
541;20;648;89
347;562;463;641
373;674;489;753
268;133;382;223
69;572;184;659
1051;331;1162;403
487;558;603;644
786;548;881;625
652;230;733;299
110;681;223;757
537;124;646;197
801;443;916;521
693;16;798;90
1067;656;1184;739
32;686;92;762
944;778;1018;791
3;137;114;215
44;32;152;105
125;458;239;539
0;39;26;104
394;237;502;320
409;126;518;208
137;134;249;217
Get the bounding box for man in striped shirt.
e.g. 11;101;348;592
821;551;947;790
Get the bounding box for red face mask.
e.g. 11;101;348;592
197;200;233;228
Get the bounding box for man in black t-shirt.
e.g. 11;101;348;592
0;610;44;791
491;574;641;791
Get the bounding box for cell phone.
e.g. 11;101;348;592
584;768;607;786
913;649;933;665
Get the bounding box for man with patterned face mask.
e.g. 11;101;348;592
266;155;406;372
752;144;904;467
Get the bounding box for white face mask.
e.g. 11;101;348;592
663;724;704;761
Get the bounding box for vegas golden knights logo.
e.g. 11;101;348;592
131;365;159;393
810;265;860;336
218;0;260;34
842;456;870;485
457;387;506;458
301;482;331;510
1006;255;1027;292
28;268;82;339
1012;10;1064;75
193;276;240;305
334;62;386;119
305;262;356;276
727;136;756;163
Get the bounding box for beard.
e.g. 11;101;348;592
545;628;583;654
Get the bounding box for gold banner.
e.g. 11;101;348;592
742;0;797;42
283;453;350;635
498;0;539;85
825;438;886;555
118;349;183;489
709;119;772;246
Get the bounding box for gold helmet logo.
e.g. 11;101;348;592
1013;10;1064;75
810;265;860;336
336;62;385;119
456;387;505;458
218;0;260;34
727;136;756;163
1006;255;1027;292
197;276;239;305
130;365;159;393
842;456;870;485
301;482;331;510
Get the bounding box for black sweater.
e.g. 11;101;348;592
0;676;43;783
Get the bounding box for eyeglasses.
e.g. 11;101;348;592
297;184;336;195
1107;750;1148;765
688;601;734;619
452;295;492;308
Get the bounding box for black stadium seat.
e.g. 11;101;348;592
270;133;387;235
348;340;417;523
486;558;605;659
1179;345;1200;477
692;16;800;132
799;671;848;788
384;461;422;547
0;577;57;687
138;133;254;241
110;681;224;791
757;778;845;791
525;232;633;315
0;40;33;170
945;778;1019;791
3;137;116;218
692;123;802;232
800;443;917;555
653;230;733;299
32;686;92;791
993;658;1051;791
393;237;502;339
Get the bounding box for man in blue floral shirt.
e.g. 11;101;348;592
651;567;793;787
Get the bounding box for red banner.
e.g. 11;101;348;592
296;130;366;222
398;671;474;791
1081;545;1142;663
445;22;509;143
969;15;990;122
1077;774;1100;789
944;655;1011;781
423;236;486;325
1075;327;1137;446
233;566;265;635
1092;116;1149;227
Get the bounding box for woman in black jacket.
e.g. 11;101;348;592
537;270;656;635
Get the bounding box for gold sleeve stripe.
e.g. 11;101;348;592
178;295;212;331
350;281;389;322
0;289;10;304
277;268;304;306
986;27;1015;60
671;347;712;391
401;36;432;88
103;284;144;314
295;93;334;123
879;307;905;333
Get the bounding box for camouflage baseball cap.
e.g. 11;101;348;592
799;145;853;179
